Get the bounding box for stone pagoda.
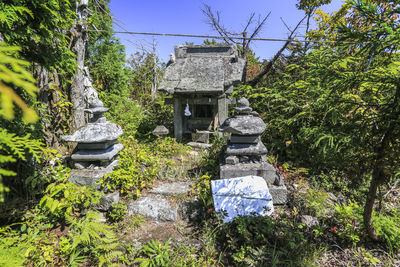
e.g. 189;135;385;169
219;98;287;204
61;67;123;189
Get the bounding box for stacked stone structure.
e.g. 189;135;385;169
61;68;123;194
219;98;287;204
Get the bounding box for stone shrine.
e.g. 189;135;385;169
158;44;246;141
61;67;123;194
219;98;288;204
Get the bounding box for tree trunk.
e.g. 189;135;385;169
151;46;157;99
70;19;88;130
363;168;381;240
363;131;390;240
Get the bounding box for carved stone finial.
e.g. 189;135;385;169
234;97;252;114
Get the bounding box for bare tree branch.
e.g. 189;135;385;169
201;3;270;59
201;4;237;44
248;15;306;87
280;17;292;32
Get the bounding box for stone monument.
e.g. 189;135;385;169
219;98;288;204
61;68;123;199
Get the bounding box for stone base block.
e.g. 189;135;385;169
220;162;278;184
191;131;210;143
269;184;288;205
69;160;118;189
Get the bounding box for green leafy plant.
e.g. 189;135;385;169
39;167;101;222
134;239;173;267
334;201;363;246
373;208;400;251
100;137;160;197
106;202;127;223
304;188;333;218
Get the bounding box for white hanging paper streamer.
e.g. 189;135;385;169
184;103;191;116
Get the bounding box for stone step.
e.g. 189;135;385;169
128;181;195;222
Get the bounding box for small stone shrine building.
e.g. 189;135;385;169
158;44;246;141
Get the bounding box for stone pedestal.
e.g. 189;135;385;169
220;162;278;184
219;98;288;205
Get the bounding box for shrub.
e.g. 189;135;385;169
100;137;160;197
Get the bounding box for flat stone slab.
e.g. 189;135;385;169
128;196;177;222
150;182;192;195
230;135;260;144
220;162;279;184
61;121;123;143
77;140;116;150
84;107;109;114
211;176;274;223
220;115;266;135
187;142;212;149
71;143;123;162
226;141;268;156
269;184;288;205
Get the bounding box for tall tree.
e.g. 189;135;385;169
240;0;400;240
86;0;130;96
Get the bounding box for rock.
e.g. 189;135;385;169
95;212;107;223
225;155;239;165
95;192;120;211
187;142;212;149
230;134;260;144
179;200;202;221
274;173;285;186
61;122;123;143
150;182;192;195
269;184;288;205
152;125;169;136
128;197;177;222
226;141;268;156
220;162;279;184
220;115;266;135
69;169;105;189
211;176;274;223
71;143;123;162
191;131;210;143
301;215;319;228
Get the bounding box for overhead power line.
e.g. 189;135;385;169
88;29;356;44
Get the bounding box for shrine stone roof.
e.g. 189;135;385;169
158;44;246;95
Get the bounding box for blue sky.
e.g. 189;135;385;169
109;0;344;63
